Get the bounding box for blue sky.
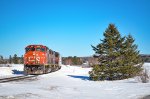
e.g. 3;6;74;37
0;0;150;57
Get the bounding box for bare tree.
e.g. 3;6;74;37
139;69;149;83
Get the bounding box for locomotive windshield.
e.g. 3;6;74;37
25;46;46;53
36;47;45;52
41;48;45;52
25;47;35;52
36;47;41;51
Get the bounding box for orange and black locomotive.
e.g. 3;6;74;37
24;45;61;74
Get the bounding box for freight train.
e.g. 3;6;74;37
24;45;61;75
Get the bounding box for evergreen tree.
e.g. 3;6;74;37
9;55;12;64
13;54;18;64
72;56;78;65
71;56;82;65
119;35;143;78
89;24;143;81
0;55;4;64
20;55;24;64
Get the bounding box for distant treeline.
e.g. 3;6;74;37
0;54;23;64
0;54;150;64
140;54;150;62
62;56;83;65
62;56;98;66
62;54;150;65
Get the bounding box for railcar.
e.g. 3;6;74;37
24;45;61;75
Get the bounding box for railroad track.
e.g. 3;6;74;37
0;75;38;83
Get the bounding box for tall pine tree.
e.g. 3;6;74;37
89;24;143;81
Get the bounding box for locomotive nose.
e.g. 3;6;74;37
24;52;36;64
24;51;44;65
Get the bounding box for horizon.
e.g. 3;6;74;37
0;0;150;58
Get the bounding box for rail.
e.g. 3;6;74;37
0;75;37;83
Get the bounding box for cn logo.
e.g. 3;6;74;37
36;57;40;61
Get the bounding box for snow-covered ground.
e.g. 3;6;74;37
0;63;150;99
0;64;24;78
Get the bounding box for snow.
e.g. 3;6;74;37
0;67;13;76
0;63;150;99
0;64;24;78
143;63;150;73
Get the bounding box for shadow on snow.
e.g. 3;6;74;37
67;75;90;80
12;69;24;75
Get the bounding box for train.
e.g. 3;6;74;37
24;45;61;75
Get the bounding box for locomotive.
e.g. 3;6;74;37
24;45;61;75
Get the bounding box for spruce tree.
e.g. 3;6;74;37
21;55;24;64
72;56;78;65
9;55;12;64
89;24;143;81
119;35;143;79
0;55;4;64
13;54;18;64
